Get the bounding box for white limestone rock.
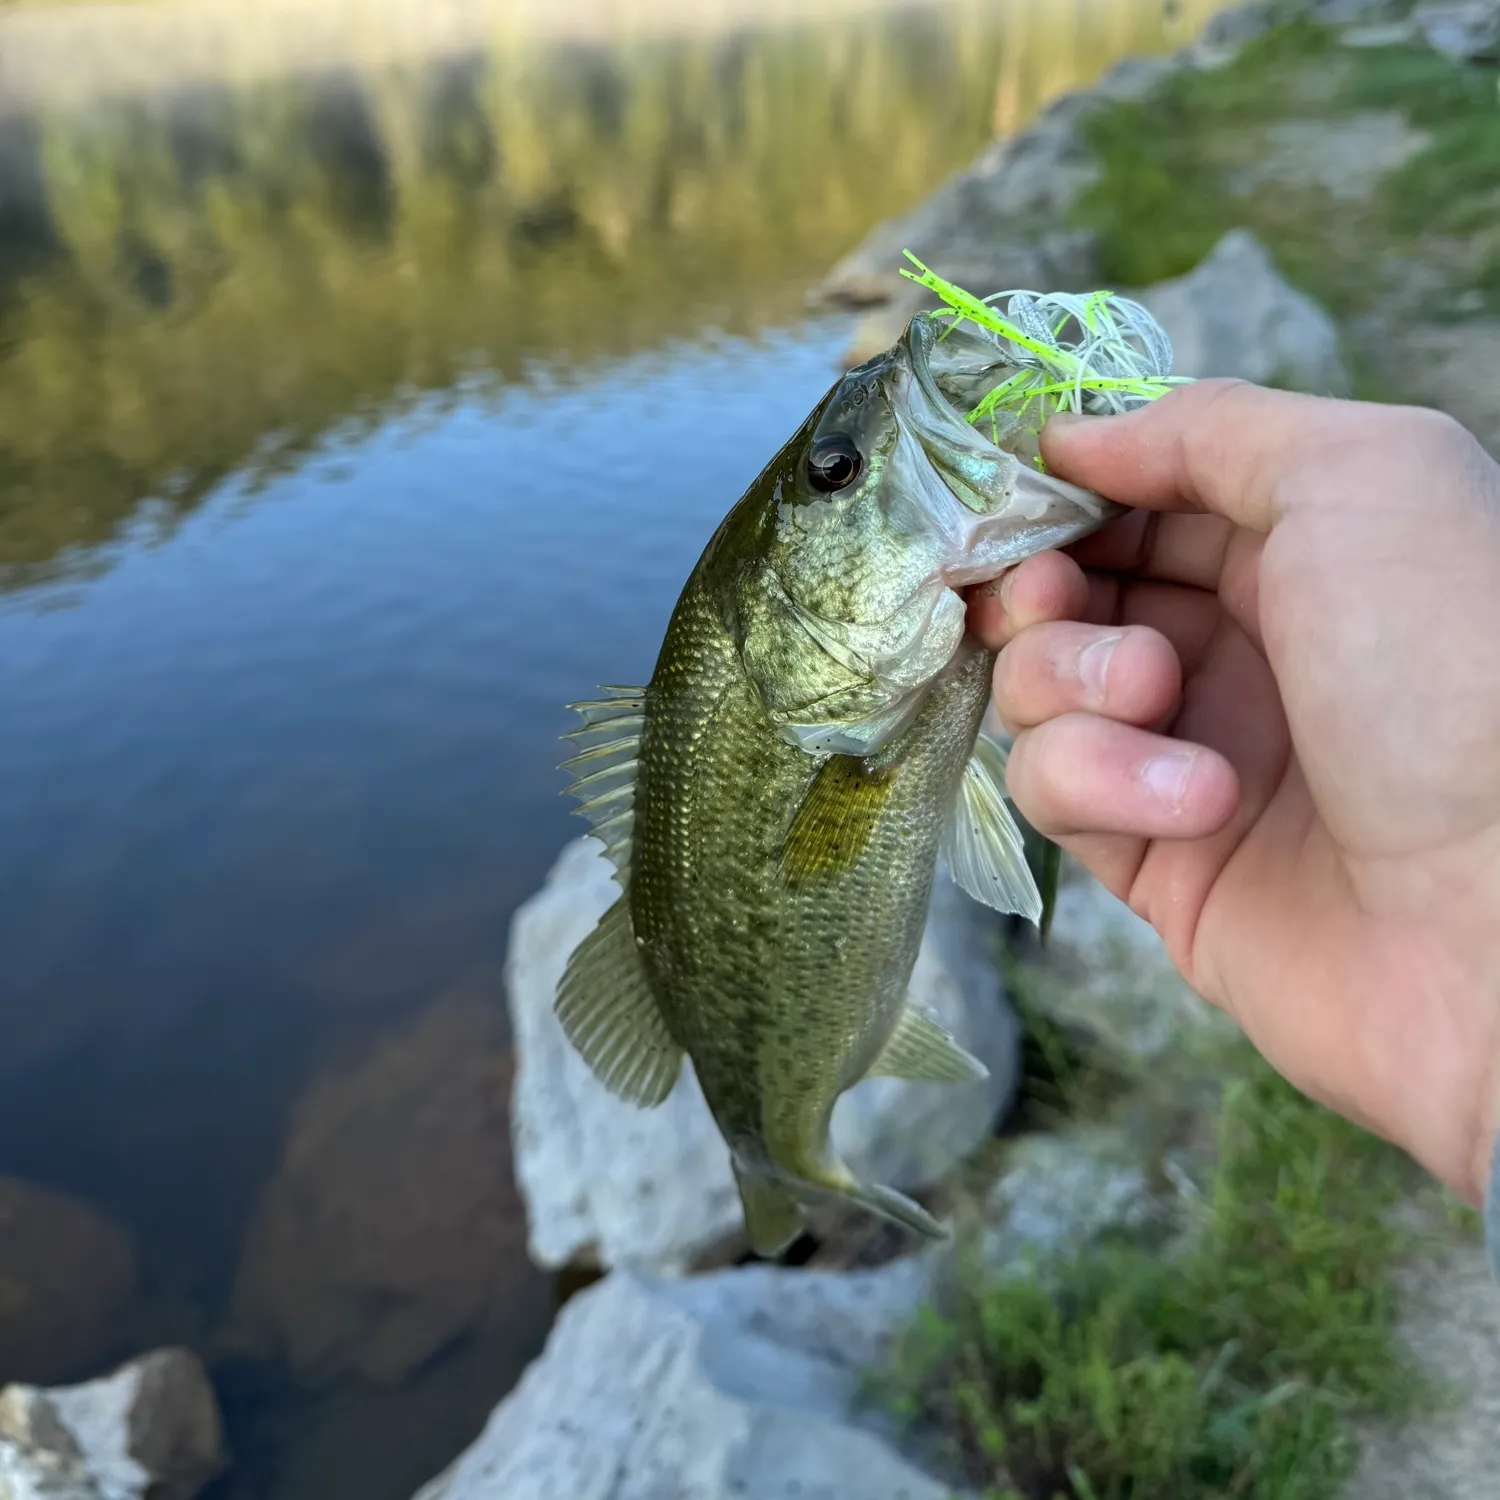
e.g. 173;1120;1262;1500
508;837;1021;1271
408;1259;956;1500
0;1349;226;1500
1139;229;1349;393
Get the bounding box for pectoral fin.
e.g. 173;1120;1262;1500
555;895;682;1108
941;731;1043;923
867;1002;989;1084
779;754;895;888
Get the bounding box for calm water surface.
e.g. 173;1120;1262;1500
0;1;1224;1495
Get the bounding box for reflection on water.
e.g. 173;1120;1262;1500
0;1;1227;1497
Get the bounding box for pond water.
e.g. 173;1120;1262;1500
0;0;1226;1495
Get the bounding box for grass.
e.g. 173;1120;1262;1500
1346;44;1500;239
877;1054;1429;1500
1069;22;1345;295
1068;19;1500;327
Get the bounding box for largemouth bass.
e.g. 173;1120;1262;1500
557;312;1121;1254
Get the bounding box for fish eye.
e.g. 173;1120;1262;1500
807;434;863;493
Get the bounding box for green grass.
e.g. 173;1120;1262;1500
878;1055;1427;1500
1069;22;1345;293
1069;20;1500;326
1346;45;1500;237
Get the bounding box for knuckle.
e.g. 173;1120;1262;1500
1387;403;1477;466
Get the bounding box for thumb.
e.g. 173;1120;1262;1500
1038;379;1471;535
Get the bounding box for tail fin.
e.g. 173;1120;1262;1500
733;1163;805;1258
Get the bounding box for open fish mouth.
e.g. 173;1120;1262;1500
883;310;1122;585
759;307;1130;760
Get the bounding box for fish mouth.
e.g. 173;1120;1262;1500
889;310;1122;571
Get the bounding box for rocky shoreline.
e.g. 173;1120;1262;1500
819;0;1500;451
417;855;1204;1500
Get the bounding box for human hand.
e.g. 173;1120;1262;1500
969;380;1500;1205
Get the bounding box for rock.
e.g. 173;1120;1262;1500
1021;859;1234;1068
0;1348;226;1500
1089;53;1182;104
1315;0;1410;22
408;1259;953;1500
1416;0;1500;60
1139;229;1349;393
1198;0;1283;50
1343;1235;1500;1500
1393;320;1500;457
1337;19;1424;46
506;839;741;1272
508;837;1022;1272
982;1129;1157;1275
0;1178;138;1386
818;92;1101;316
1227;113;1428;203
228;976;543;1386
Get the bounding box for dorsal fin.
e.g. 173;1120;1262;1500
560;685;645;879
555;894;682;1108
940;731;1043;923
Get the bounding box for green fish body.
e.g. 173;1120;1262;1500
557;314;1119;1254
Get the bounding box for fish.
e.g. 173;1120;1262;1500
556;311;1122;1255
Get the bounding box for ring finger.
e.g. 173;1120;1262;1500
993;621;1182;734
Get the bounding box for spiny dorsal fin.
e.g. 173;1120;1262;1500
560;685;645;879
779;754;895;888
866;1002;989;1084
940;731;1043;923
555;894;682;1108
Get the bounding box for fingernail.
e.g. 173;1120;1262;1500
1140;750;1196;813
997;567;1018;614
1077;634;1120;705
1044;412;1086;435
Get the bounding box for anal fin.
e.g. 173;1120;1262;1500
555;895;683;1108
733;1164;804;1258
941;731;1043;923
867;1003;988;1084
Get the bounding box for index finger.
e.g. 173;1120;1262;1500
1038;378;1470;533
